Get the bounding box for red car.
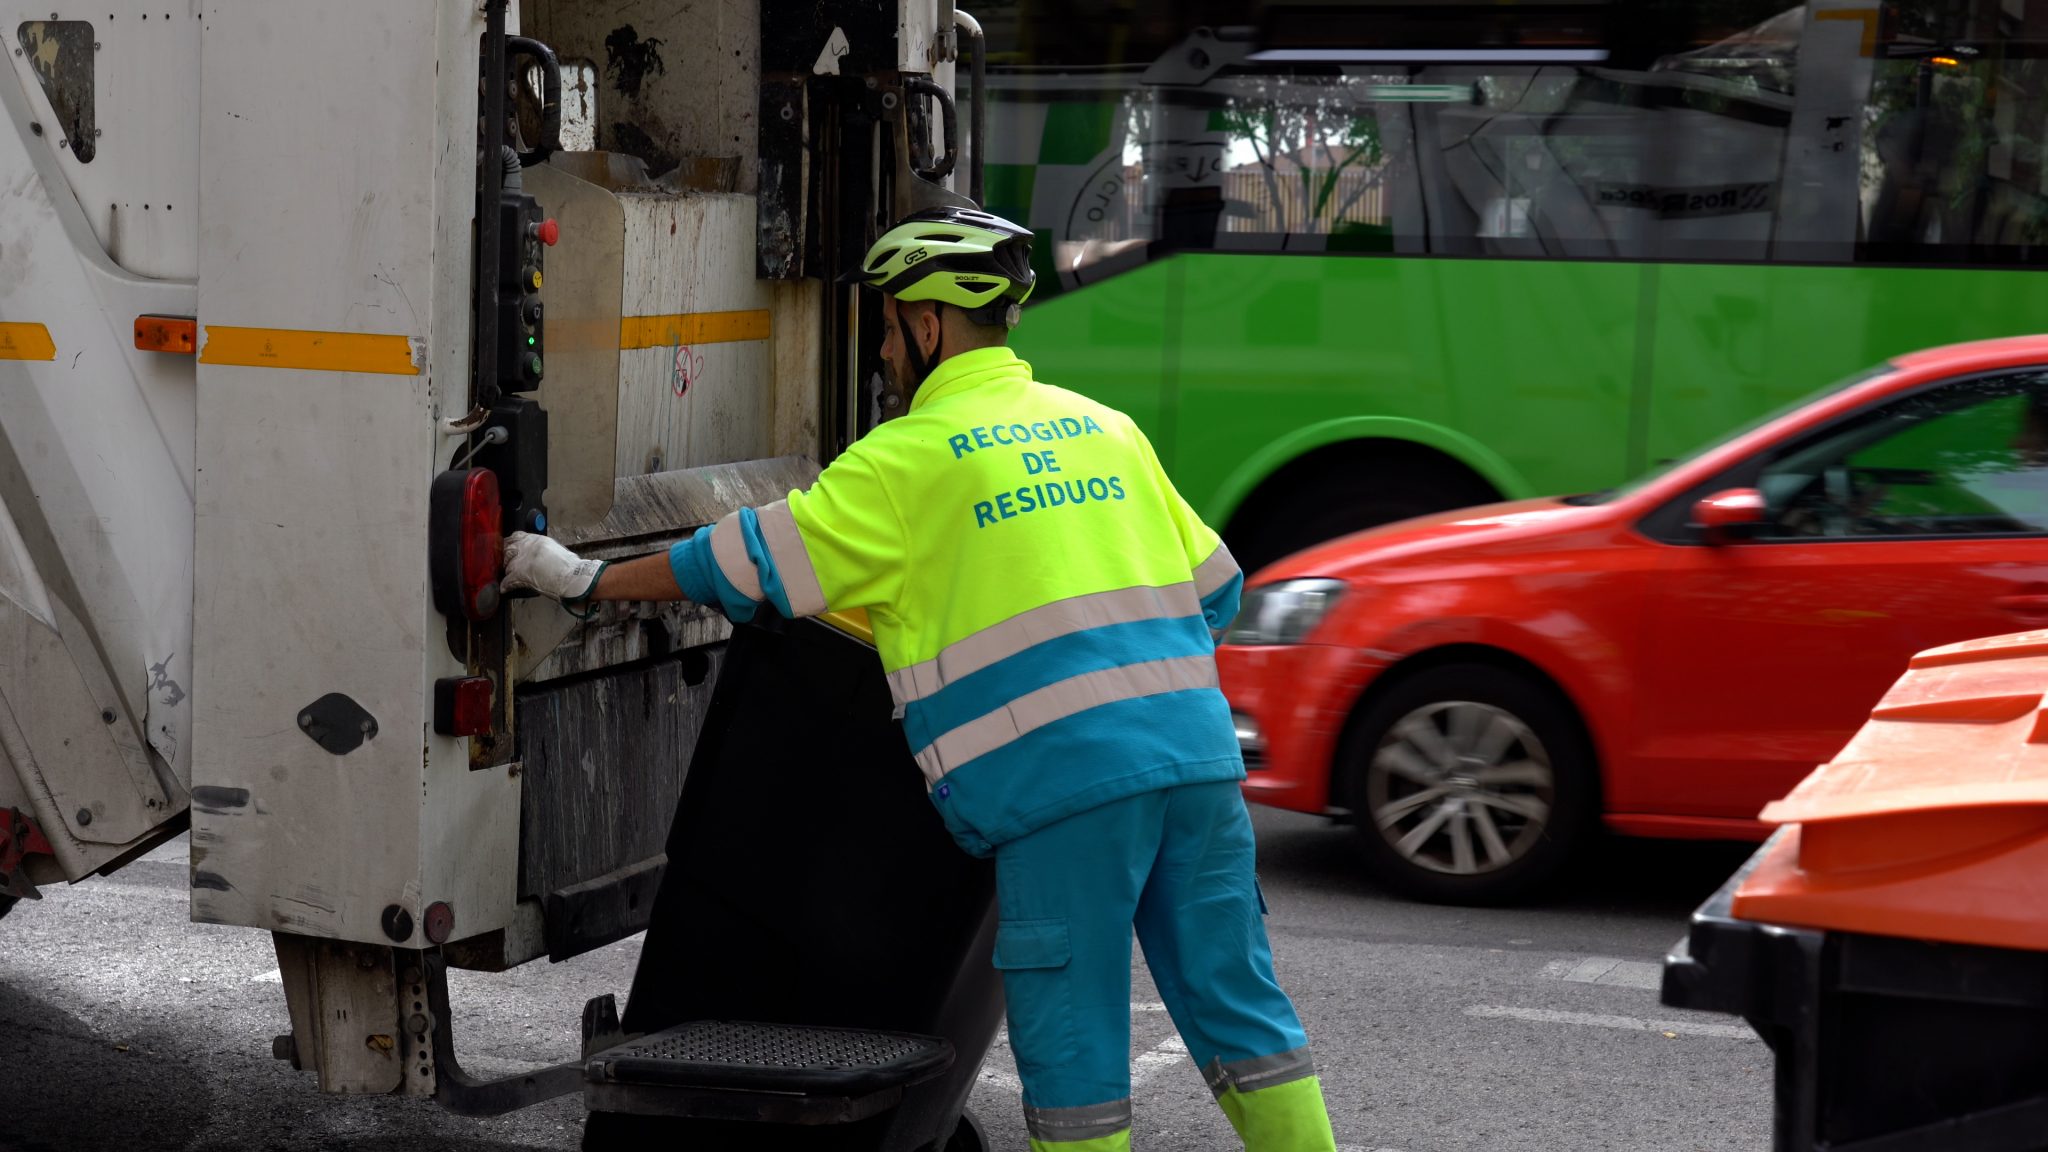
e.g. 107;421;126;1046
1219;335;2048;904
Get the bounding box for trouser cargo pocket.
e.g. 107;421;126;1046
993;917;1079;1088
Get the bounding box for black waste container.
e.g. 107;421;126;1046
1663;832;2048;1152
585;613;1002;1151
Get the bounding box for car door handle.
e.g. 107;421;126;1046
1995;595;2048;613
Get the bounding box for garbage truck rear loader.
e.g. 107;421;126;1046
0;0;1000;1145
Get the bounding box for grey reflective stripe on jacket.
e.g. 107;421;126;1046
885;582;1203;706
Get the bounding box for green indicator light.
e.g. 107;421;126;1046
527;336;536;345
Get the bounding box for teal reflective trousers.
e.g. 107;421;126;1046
994;780;1337;1151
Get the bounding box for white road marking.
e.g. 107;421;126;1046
249;968;283;983
1130;1033;1188;1087
1466;1004;1756;1041
977;1013;1190;1097
1539;956;1664;990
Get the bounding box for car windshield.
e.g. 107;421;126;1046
1562;367;1895;506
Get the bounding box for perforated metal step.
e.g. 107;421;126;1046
617;1021;938;1070
585;1019;954;1124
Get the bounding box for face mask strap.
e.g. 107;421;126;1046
898;298;943;392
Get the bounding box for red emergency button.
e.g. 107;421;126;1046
535;218;559;246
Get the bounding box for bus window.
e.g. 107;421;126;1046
1862;6;2048;263
983;1;2048;560
987;0;2048;293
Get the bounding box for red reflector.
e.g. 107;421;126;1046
433;676;495;737
135;314;196;354
423;900;456;944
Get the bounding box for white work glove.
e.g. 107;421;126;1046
502;531;607;605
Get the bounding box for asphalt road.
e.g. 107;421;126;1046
0;809;1768;1151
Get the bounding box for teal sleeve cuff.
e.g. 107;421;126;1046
669;531;761;623
1201;571;1244;632
737;506;802;619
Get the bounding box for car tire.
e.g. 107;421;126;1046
0;895;15;922
1339;663;1597;906
1229;451;1498;576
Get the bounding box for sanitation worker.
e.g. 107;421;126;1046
502;206;1338;1152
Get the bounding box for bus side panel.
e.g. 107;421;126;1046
1647;265;2048;466
1166;252;1639;509
1008;257;1176;439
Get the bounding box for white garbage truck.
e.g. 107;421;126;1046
0;1;1002;1146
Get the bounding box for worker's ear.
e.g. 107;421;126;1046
916;303;944;357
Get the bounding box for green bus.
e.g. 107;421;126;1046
975;0;2048;572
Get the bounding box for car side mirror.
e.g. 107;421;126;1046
1691;487;1766;545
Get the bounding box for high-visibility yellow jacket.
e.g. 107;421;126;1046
670;346;1244;856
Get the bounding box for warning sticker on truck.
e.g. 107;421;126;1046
1595;182;1774;218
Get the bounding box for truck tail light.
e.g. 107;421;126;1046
430;468;504;621
433;676;495;737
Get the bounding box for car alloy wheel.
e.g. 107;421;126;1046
1342;662;1594;904
1367;701;1556;876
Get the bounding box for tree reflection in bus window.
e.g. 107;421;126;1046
1001;0;2048;292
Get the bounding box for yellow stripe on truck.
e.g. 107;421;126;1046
619;309;771;350
199;326;421;375
0;323;57;361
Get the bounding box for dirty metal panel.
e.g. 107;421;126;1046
510;457;814;683
522;162;623;531
758;77;807;280
190;0;510;947
419;756;522;969
759;0;901;78
0;595;169;848
554;60;599;152
769;281;826;460
16;21;93;162
0;23;199;883
526;603;731;685
542;852;665;962
8;5;204;280
516;648;725;905
274;932;406;1095
616;194;778;476
525;0;762;188
555;455;820;553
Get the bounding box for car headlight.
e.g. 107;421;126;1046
1221;579;1346;646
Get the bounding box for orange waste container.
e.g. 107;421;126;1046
1664;629;2048;1151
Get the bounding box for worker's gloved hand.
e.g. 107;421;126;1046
502;531;607;605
